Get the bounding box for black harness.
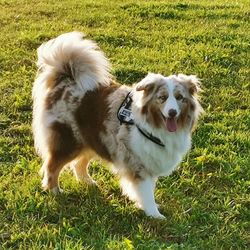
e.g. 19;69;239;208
117;92;165;148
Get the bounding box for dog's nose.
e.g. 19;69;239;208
168;109;177;118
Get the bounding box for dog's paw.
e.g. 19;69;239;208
145;210;166;219
135;202;142;209
150;213;166;219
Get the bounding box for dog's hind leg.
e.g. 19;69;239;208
39;121;81;193
71;155;96;185
40;156;68;194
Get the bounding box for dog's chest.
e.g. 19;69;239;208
130;129;191;176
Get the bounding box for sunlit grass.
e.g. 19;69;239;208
0;0;249;249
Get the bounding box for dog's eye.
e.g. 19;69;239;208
158;95;167;103
176;93;184;101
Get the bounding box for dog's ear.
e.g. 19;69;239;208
136;73;164;92
178;74;201;95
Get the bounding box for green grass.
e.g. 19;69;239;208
0;0;249;249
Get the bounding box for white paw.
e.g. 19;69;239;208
135;201;142;209
151;213;166;219
145;210;166;219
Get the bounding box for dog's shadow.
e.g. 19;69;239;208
40;182;178;247
53;183;143;228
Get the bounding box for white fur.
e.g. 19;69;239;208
163;78;180;118
37;32;110;90
121;176;164;218
32;74;52;158
128;122;191;178
118;128;191;218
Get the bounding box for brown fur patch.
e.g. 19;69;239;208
75;84;119;161
177;97;196;130
44;122;82;187
177;98;190;129
48;122;81;158
147;104;164;128
44;72;58;89
140;85;165;128
42;156;67;189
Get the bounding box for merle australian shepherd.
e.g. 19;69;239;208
32;32;203;218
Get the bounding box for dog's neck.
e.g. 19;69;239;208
117;91;165;148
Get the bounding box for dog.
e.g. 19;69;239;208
32;32;203;218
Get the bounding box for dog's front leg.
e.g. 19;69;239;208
135;177;165;219
121;176;165;219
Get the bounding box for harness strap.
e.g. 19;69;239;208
117;91;165;148
136;125;165;147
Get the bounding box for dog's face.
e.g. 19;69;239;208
135;73;202;132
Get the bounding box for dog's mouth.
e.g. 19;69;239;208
161;113;177;132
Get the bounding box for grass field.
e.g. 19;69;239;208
0;0;249;249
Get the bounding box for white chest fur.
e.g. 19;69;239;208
130;126;191;177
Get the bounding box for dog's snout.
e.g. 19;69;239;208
168;109;177;118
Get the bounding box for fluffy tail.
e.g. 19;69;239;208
37;32;111;90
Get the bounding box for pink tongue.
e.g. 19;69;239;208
166;118;177;132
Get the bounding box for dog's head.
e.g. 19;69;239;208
133;73;203;132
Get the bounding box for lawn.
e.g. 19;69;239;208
0;0;249;249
